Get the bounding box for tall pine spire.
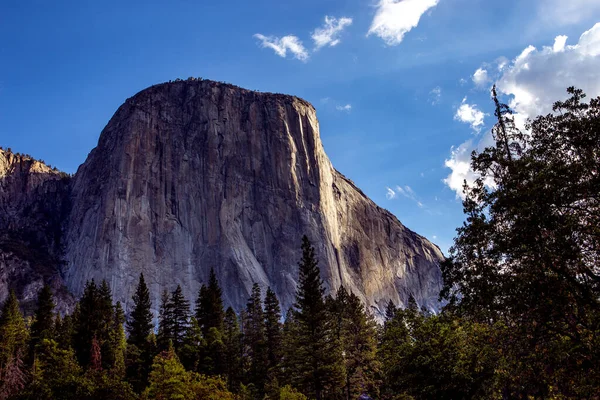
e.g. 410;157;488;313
30;285;55;352
127;273;153;349
290;235;344;400
195;268;225;336
264;287;282;375
170;285;190;350
244;283;268;396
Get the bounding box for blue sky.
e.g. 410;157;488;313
2;0;600;253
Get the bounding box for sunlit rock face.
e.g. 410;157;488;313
1;80;443;318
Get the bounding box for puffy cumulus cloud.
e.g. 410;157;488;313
443;135;495;199
367;0;439;46
454;98;486;132
539;0;600;26
312;16;353;49
472;68;490;88
253;34;309;62
553;35;568;52
497;23;600;125
444;23;600;199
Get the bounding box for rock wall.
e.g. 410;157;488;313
0;150;74;312
62;80;443;317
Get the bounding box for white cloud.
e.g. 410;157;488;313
312;16;353;49
454;98;486;132
253;34;309;62
444;23;600;199
386;187;397;199
336;104;352;112
367;0;439;46
497;23;600;124
497;56;509;71
472;68;490;87
553;35;568;52
444;137;486;199
392;185;426;207
403;185;416;197
429;86;442;105
539;0;600;26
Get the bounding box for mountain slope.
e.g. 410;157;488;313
1;79;443;317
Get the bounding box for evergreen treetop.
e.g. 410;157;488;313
127;273;153;349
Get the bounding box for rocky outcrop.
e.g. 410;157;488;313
0;150;74;313
0;80;443;318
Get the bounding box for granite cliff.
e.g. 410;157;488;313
1;79;443;317
0;150;74;313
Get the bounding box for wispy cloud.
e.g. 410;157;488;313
253;34;309;62
389;185;425;208
538;0;600;26
367;0;440;46
454;97;486;133
386;187;397;199
312;16;353;49
336;104;352;112
429;86;442;105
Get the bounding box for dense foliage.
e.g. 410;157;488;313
0;88;598;399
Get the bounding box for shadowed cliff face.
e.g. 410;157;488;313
63;80;443;317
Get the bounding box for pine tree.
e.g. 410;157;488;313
170;285;190;350
23;339;91;400
290;235;344;400
30;285;56;353
0;291;28;399
280;308;299;388
126;273;153;349
440;87;600;396
339;292;380;399
194;270;226;376
244;283;268;396
328;286;349;341
223;307;242;392
384;300;397;323
180;317;205;372
0;291;29;362
98;280;116;370
195;268;225;336
406;294;418;312
264;287;282;377
55;313;74;350
110;302;127;375
157;289;174;351
125;274;154;392
73;280;101;367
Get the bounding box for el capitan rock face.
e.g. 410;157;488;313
1;80;443;317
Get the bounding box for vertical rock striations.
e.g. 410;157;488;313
63;80;443;317
0;80;443;318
